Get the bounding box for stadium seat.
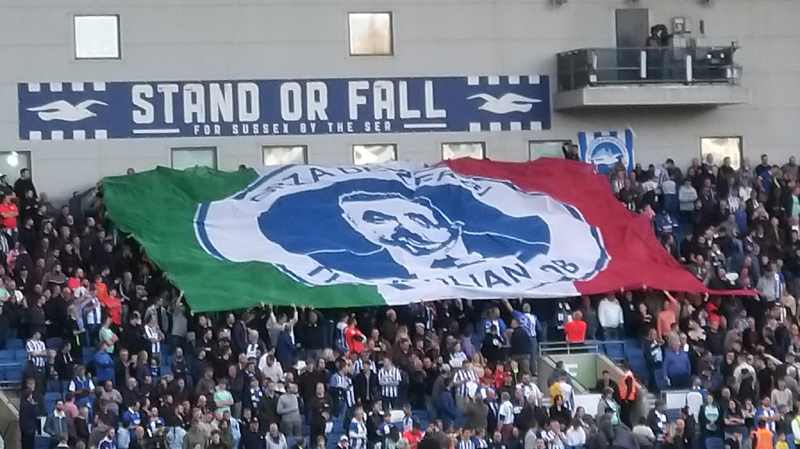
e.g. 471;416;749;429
624;339;641;350
665;409;681;422
35;435;49;449
45;392;62;412
601;342;625;361
45;337;62;349
654;369;668;392
4;364;23;382
7;338;24;349
14;349;29;362
0;350;14;362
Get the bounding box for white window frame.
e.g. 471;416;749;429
262;145;308;166
353;144;398;165
348;12;394;56
170;147;218;170
442;142;486;161
0;151;32;184
528;140;570;161
700;136;743;170
73;15;121;60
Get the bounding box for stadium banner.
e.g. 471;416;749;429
103;158;732;312
578;129;635;174
17;76;550;141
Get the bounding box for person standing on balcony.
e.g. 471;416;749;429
598;295;624;341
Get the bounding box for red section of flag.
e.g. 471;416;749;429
443;157;754;296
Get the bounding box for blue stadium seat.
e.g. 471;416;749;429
34;435;49;449
5;364;23;382
14;349;29;362
45;337;62;349
624;339;641;350
601;342;625;361
654;368;668;392
7;338;24;349
0;350;14;362
665;409;681;422
44;392;62;412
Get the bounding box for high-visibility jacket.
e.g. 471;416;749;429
754;427;774;449
619;370;636;401
793;415;800;444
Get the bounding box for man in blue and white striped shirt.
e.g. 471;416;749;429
502;299;540;376
26;331;47;368
331;363;355;418
457;429;475;449
453;360;478;409
348;406;368;449
144;315;162;362
378;358;402;409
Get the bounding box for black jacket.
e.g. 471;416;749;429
509;327;531;356
481;334;504;364
299;321;326;351
19;397;40;434
354;370;380;405
240;428;266;449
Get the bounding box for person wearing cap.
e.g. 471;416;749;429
240;418;266;449
338;435;350;449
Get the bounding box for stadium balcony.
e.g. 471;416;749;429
554;46;749;110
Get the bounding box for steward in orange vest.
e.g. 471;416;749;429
618;362;637;427
754;421;774;449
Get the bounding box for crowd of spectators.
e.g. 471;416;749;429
0;153;799;449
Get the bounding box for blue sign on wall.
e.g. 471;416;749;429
18;76;551;141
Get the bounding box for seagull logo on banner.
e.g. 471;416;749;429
27;100;107;122
467;93;541;114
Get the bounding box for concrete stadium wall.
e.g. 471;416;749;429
0;391;20;449
0;0;797;200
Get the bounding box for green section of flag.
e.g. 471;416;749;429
103;167;385;312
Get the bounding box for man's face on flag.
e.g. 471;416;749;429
340;195;458;256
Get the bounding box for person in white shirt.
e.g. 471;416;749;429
259;353;285;386
498;392;515;431
597;295;624;340
564;420;586;449
559;378;574;411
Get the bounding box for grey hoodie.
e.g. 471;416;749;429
277;393;302;423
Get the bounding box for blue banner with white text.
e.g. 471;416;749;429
18;76;550;141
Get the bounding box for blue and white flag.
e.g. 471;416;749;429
577;130;635;174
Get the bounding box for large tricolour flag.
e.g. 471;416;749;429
104;158;730;312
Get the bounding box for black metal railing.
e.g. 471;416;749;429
556;46;740;91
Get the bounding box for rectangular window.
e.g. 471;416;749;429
349;12;393;56
0;151;32;186
701;136;743;169
171;147;218;170
263;146;308;166
353;144;397;165
442;142;485;160
529;140;568;161
74;15;121;59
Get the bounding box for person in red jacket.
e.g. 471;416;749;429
345;317;366;354
565;311;587;343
